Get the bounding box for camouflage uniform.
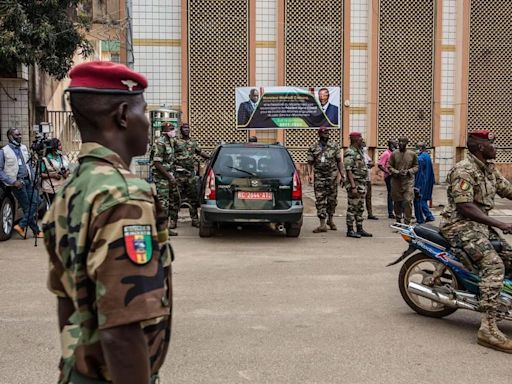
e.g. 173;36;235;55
42;143;172;384
150;135;180;223
307;141;341;219
343;146;368;227
173;137;202;221
440;151;512;319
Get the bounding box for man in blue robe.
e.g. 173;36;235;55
414;142;435;224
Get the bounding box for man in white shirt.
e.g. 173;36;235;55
0;128;42;238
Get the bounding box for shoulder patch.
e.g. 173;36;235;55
123;225;153;265
459;179;471;191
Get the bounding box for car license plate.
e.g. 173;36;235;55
237;191;273;200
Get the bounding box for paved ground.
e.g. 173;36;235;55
2;185;512;383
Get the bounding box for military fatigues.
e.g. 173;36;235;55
43;143;172;384
150;135;180;223
173;138;202;221
389;150;418;224
307;141;341;219
440;152;512;319
344;146;368;228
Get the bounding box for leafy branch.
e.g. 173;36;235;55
0;0;94;79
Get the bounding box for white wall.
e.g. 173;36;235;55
0;79;30;147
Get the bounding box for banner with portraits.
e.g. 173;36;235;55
235;86;341;130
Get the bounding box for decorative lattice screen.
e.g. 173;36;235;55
468;1;512;163
377;0;435;147
188;0;248;149
284;0;343;162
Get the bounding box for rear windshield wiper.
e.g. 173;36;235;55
227;166;256;176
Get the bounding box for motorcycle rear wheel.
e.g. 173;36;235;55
399;252;460;318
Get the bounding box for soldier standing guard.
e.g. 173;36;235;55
173;123;210;227
42;61;173;383
307;127;345;233
344;132;372;238
150;121;179;235
440;130;512;353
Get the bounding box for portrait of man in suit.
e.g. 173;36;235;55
237;88;260;125
318;87;339;125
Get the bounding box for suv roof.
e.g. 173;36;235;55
218;143;283;149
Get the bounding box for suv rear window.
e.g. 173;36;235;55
213;146;295;178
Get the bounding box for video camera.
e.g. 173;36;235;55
31;122;53;156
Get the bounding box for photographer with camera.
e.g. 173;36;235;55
0;128;43;239
40;138;70;204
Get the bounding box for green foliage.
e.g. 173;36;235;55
0;0;93;79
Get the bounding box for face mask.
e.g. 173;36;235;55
9;137;21;146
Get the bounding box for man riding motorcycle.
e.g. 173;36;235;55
440;130;512;353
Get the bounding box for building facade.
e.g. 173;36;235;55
132;0;512;181
0;0;125;152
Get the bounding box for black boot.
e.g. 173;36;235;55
357;225;373;237
347;225;361;238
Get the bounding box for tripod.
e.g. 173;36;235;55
22;150;56;246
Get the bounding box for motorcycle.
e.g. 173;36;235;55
388;223;512;319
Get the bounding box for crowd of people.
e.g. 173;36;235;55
307;128;436;237
0;130;71;239
0;117;206;241
150;121;209;236
1;60;512;384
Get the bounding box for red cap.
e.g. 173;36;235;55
468;130;495;141
318;127;329;133
161;121;174;128
67;61;148;94
349;131;362;138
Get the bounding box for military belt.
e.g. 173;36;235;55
69;369;160;384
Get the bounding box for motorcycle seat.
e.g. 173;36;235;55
414;224;451;249
414;224;503;253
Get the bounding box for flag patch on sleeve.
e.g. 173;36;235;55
123;225;153;265
459;180;471;191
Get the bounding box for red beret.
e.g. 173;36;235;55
318;127;329;133
468;130;495;141
161;122;173;128
349;131;362;138
67;61;148;94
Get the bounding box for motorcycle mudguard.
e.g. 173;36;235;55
386;244;417;267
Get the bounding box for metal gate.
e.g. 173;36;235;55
47;111;81;163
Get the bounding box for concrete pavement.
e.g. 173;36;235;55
2;185;512;383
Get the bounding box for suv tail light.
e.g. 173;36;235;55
204;168;216;200
292;171;302;200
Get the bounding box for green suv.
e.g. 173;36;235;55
199;143;303;237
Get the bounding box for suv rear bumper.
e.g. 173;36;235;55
201;204;303;223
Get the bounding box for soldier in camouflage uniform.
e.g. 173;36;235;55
174;123;210;227
150;121;179;235
344;132;372;238
307;127;345;233
42;62;173;383
440;130;512;353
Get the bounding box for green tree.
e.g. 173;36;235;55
0;0;93;79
